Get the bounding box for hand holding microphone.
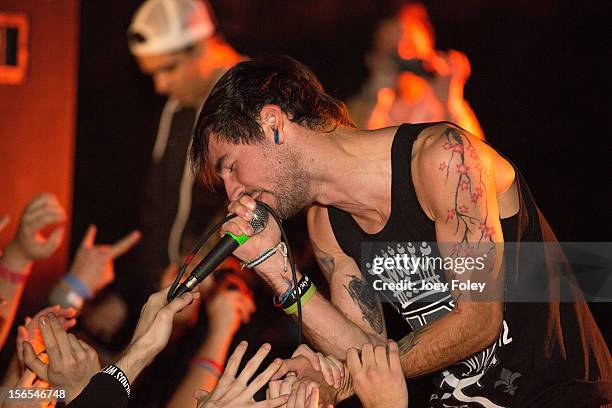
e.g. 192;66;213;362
170;196;280;300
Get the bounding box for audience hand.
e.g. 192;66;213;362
81;293;128;342
114;287;198;383
16;305;76;363
70;225;141;295
2;368;55;408
266;374;297;400
22;313;100;404
194;341;287;408
346;341;407;408
272;344;342;389
267;375;320;408
286;382;320;408
2;194;65;272
207;288;255;338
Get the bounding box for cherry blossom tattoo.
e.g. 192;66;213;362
439;127;495;246
437;127;501;303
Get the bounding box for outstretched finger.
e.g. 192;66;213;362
109;230;141;258
271;356;312;381
79;224;96;249
38;316;61;362
243;357;283;398
47;314;73;359
222;341;248;379
236;343;272;384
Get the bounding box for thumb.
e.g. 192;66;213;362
42;226;64;253
23;341;49;382
193;389;209;401
17;368;37;387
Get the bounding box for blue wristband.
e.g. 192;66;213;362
63;274;93;300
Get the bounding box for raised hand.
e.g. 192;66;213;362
267;375;320;408
2;368;55;408
22;313;101;404
69;225;141;295
272;344;342;389
346;341;408;408
81;293;127;342
206;287;255;337
194;342;288;408
113;287;199;384
286;382;320;408
16;305;76;363
2;193;66;272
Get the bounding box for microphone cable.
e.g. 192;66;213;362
167;200;303;344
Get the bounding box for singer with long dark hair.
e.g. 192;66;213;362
189;55;611;407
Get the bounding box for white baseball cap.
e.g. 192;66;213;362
128;0;215;56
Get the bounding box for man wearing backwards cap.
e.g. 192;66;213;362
126;0;245;286
82;0;246;347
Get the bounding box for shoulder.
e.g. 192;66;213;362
414;123;492;178
412;124;495;216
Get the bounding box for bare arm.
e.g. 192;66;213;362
0;244;32;350
397;125;504;377
249;205;387;359
167;288;255;408
0;194;65;350
166;333;230;408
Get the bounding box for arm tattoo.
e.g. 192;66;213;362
397;324;431;356
438;127;496;278
344;275;384;334
312;242;335;279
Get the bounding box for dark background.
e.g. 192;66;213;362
73;0;611;350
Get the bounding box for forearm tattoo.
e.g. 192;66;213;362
344;275;384;334
398;324;431;356
312;242;335;279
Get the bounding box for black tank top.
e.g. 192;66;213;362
328;123;611;407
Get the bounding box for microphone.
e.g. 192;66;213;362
170;203;269;300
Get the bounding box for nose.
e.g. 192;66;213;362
153;72;170;95
223;177;245;202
